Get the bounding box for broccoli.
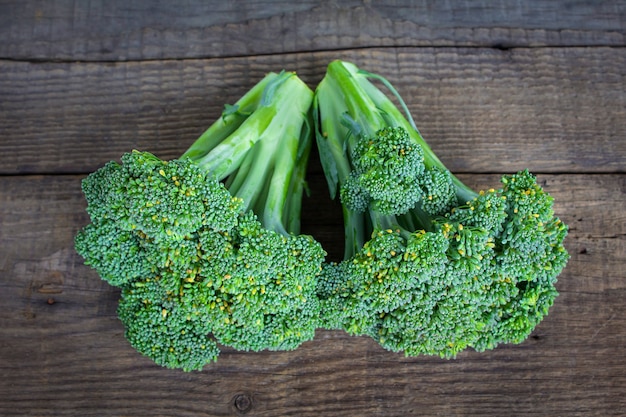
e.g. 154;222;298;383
75;71;326;371
313;60;569;358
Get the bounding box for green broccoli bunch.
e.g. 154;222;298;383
75;71;325;371
76;61;569;371
313;60;569;358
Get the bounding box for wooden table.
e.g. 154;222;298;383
1;1;624;415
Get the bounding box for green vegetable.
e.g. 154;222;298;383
75;71;326;371
76;61;569;370
313;60;569;358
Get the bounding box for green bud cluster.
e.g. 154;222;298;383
313;60;569;359
76;61;569;371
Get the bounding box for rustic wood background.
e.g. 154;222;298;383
1;1;625;416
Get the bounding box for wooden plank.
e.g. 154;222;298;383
1;47;624;175
1;0;624;61
0;173;624;416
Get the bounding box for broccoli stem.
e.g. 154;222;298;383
353;67;478;205
181;73;275;162
282;116;314;235
315;60;484;257
182;71;314;236
314;71;370;258
323;60;478;205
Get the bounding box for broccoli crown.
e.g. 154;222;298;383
314;60;569;358
114;209;325;371
76;71;326;371
339;127;458;218
318;173;568;358
342;127;426;215
75;151;241;288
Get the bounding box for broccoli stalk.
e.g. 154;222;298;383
314;60;569;358
182;71;311;235
75;71;326;371
315;60;478;256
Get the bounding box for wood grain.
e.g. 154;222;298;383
0;173;624;416
1;0;624;61
1;1;625;415
1;47;624;175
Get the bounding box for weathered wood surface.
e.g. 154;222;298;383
1;173;624;416
1;47;624;175
1;0;624;61
1;1;625;416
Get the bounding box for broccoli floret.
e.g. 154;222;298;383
74;220;153;286
117;276;222;372
203;212;323;352
75;71;326;371
313;60;569;358
342;126;426;214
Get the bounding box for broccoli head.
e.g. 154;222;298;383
76;71;326;371
313;60;569;358
75;60;569;369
